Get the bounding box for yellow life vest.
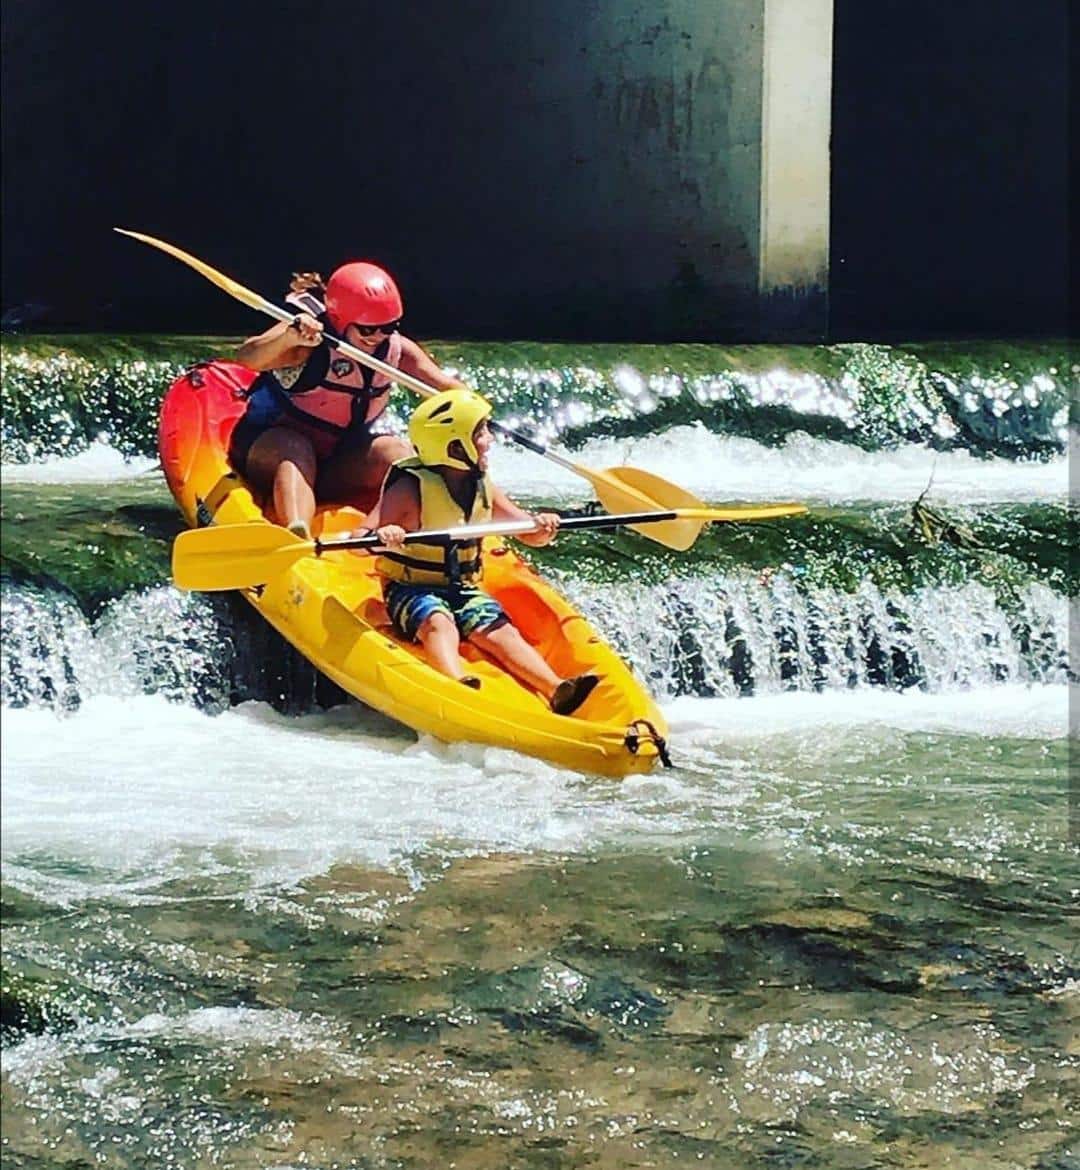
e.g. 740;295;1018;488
376;457;493;587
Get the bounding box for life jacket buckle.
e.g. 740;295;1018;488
446;543;462;587
624;719;673;768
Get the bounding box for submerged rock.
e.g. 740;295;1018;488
0;970;77;1044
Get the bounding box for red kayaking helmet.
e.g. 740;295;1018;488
324;262;404;331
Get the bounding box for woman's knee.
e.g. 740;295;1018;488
351;435;410;490
369;435;412;467
247;429;317;486
319;435;406;500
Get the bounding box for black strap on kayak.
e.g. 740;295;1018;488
624;719;672;768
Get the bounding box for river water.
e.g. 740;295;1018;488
1;337;1076;1168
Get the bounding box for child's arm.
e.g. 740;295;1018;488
490;486;560;548
350;476;420;556
373;476;422;550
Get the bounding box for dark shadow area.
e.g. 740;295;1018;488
2;1;1069;340
830;0;1069;339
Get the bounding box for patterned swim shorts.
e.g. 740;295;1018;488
384;581;508;643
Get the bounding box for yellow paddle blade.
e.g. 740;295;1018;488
114;229;277;316
585;465;710;550
172;524;314;591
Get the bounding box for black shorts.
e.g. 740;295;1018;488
228;415;375;478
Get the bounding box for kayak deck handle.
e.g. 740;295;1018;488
625;719;673;768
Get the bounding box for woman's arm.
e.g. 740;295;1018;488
236;314;322;371
398;336;467;390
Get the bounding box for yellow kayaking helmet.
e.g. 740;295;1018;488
409;388;493;470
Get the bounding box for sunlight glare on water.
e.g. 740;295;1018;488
490;426;1069;503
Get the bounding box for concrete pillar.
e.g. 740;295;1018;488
560;0;771;335
759;0;834;335
352;1;835;341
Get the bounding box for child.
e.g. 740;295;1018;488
371;388;599;716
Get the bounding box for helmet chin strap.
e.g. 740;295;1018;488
446;439;480;473
464;462;489;509
445;441;488;505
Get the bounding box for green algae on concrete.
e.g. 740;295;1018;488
0;482;178;614
2;334;1071;461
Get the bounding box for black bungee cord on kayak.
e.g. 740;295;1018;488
625;719;673;768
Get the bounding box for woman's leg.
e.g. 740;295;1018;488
318;434;412;513
244;427;319;533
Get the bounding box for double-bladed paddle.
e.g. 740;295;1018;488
173;503;808;591
115;229;804;551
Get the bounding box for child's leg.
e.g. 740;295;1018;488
468;622;562;699
385;584;472;681
456;591;600;714
469;622;598;713
416;611;469;679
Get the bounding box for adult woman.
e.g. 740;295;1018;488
233;261;464;537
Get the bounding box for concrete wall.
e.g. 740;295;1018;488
3;0;837;340
445;0;832;338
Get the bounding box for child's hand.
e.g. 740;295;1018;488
376;524;408;549
529;512;561;547
348;526;376;558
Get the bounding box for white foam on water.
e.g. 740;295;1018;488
667;682;1069;742
0;695;613;899
1;684;1067;902
730;1017;1035;1120
1;439;158;483
489;426;1069;504
1;1005;351;1087
1;427;1066;503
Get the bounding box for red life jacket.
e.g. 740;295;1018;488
268;332;401;427
252;290;402;456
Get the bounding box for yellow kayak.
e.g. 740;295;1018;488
159;360;670;776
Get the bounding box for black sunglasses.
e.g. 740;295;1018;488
353;319;401;337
